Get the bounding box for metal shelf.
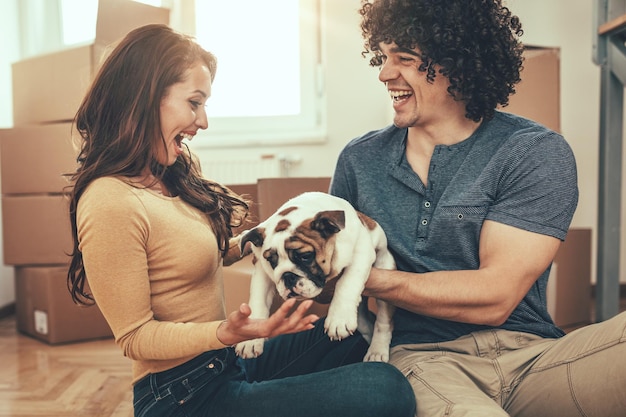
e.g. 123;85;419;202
592;0;626;321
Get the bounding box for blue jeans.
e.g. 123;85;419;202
133;319;416;417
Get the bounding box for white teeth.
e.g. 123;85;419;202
179;132;193;140
389;90;412;100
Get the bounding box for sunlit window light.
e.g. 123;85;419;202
60;0;97;45
195;0;301;118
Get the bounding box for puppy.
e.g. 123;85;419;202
234;191;395;362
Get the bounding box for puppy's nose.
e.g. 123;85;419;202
283;272;299;289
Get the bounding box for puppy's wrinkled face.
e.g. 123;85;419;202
242;208;345;300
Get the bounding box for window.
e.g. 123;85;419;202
57;0;326;147
60;0;97;45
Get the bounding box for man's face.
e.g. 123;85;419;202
377;42;459;129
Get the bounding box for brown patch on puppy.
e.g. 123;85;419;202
263;248;279;269
286;217;340;277
278;206;299;216
357;211;378;231
311;210;345;238
284;232;319;260
275;219;291;233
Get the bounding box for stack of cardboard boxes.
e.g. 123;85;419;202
502;46;561;133
0;0;169;344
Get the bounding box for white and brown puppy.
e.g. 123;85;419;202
234;191;395;362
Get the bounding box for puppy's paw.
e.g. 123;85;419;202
324;313;358;341
363;345;390;362
234;338;266;358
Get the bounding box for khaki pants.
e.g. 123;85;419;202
390;311;626;417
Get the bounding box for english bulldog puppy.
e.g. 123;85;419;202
234;191;395;362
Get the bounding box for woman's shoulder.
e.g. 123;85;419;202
77;177;152;231
84;176;138;195
81;176;144;209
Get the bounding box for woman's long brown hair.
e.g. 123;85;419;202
66;24;248;305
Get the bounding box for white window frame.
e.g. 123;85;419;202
190;0;326;149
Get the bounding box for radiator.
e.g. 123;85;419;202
200;154;282;185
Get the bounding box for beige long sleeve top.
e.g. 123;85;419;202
77;177;229;384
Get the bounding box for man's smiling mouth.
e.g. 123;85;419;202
389;90;413;102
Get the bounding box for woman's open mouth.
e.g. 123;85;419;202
174;132;194;153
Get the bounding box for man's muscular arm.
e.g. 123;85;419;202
364;220;561;326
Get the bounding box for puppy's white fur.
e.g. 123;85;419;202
234;192;395;362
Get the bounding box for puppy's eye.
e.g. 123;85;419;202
295;251;315;264
264;249;278;269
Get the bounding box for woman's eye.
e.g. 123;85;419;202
190;100;201;108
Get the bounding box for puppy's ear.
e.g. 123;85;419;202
223;235;246;267
241;227;265;250
311;210;345;239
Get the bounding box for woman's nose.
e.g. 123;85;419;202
196;107;208;130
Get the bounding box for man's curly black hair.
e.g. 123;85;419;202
360;0;524;122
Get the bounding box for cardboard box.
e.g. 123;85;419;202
500;46;561;133
0;123;78;195
2;194;72;265
12;0;169;125
12;46;94;125
547;228;592;329
257;177;331;221
15;265;112;344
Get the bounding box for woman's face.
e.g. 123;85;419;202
158;60;212;166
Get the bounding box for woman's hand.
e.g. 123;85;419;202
216;298;319;346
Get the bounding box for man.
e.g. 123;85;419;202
330;1;626;416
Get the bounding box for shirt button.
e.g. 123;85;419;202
424;201;431;208
421;219;428;226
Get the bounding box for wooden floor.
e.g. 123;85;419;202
0;316;132;417
0;294;625;417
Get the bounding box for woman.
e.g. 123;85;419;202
65;24;415;417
